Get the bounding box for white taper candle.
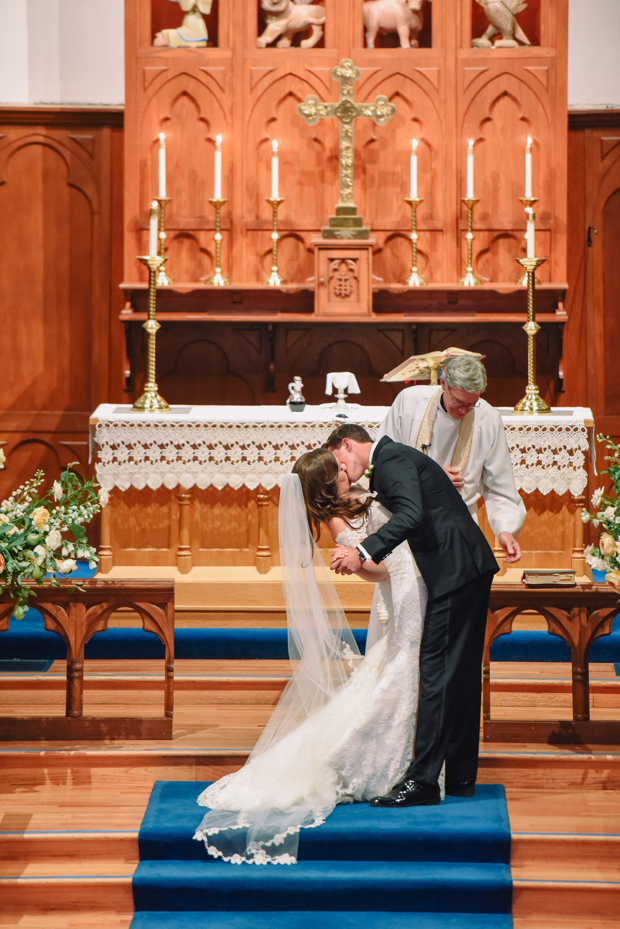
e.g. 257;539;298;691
149;200;158;258
525;136;532;198
526;208;535;258
158;133;166;198
214;134;222;199
466;139;474;198
410;139;418;199
271;140;279;199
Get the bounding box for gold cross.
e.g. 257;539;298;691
297;59;396;239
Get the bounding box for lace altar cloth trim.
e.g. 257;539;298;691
91;404;594;497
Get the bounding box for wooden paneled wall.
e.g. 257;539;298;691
124;0;567;289
0;108;125;517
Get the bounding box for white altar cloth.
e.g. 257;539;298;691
90;403;594;497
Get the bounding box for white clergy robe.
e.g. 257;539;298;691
375;386;526;538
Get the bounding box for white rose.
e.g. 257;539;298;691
57;558;77;575
581;510;591;523
603;506;616;519
98;487;110;508
591;488;604;508
46;529;62;551
584;545;608;573
52;481;63;502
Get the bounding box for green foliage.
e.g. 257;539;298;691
0;464;103;618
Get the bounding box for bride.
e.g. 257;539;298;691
194;446;428;865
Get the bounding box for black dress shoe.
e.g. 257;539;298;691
369;779;440;808
445;780;476;798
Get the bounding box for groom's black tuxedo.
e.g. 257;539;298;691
362;436;497;594
361;435;498;789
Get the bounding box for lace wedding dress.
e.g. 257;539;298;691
194;475;427;865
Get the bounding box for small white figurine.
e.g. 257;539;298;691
153;0;213;49
287;376;306;412
257;0;326;49
363;0;430;50
471;0;531;48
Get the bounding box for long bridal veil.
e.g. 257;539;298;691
193;472;364;864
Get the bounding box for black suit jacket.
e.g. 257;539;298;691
362;436;498;599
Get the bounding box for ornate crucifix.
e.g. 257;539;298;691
297;58;396;239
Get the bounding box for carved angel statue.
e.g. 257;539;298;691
153;0;213;48
471;0;531;48
363;0;431;50
257;0;326;49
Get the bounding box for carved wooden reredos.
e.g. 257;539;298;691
125;0;566;290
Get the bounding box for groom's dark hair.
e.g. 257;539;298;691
324;424;373;449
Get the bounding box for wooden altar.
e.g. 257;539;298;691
91;404;594;595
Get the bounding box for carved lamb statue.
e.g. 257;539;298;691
153;0;213;48
257;0;326;49
471;0;531;48
363;0;431;50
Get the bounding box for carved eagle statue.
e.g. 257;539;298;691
473;0;531;47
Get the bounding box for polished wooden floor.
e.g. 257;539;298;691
1;659;619;928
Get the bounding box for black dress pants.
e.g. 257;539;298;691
406;570;495;787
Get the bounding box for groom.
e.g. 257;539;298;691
326;423;498;807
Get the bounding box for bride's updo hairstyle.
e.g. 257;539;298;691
292;448;371;541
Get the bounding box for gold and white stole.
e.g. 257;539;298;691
414;388;475;476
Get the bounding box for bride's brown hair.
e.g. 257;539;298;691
292;448;371;541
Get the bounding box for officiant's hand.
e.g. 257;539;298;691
498;531;522;563
331;546;362;575
443;466;465;491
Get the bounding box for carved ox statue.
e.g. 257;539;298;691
257;0;326;49
363;0;431;49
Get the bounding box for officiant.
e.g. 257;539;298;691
376;355;526;563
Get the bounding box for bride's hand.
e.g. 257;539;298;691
331;547;362;575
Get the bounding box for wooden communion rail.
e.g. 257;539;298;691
485;583;620;744
0;579;175;740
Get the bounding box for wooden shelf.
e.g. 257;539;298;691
120;310;567;324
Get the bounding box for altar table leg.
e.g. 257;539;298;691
572;495;587;577
177;490;193;575
98;496;113;575
256;488;272;575
493;537;506;576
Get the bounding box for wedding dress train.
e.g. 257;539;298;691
193;474;427;864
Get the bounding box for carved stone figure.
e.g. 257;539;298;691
153;0;213;48
363;0;430;50
471;0;531;48
257;0;326;49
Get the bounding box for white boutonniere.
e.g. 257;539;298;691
364;463;375;480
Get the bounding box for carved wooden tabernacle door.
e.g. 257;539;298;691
312;236;374;316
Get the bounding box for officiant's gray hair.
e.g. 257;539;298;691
440;356;487;394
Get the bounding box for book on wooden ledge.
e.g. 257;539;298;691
522;569;577;588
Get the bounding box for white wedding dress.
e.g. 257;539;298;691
194;476;427;865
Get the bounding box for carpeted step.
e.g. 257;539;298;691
2;616;619;661
132;859;512;914
139;781;510;864
130;911;513;928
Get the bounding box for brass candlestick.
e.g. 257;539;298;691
155;196;173;286
404;197;426;286
517;196;540;285
459;197;481;286
207;197;229;285
133;255;169;413
513;255;550;415
265;197;285;286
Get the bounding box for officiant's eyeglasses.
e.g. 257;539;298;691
444;386;480;412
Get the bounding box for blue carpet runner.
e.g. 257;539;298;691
129;781;512;928
2;613;620;662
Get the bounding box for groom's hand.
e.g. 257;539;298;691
498;531;522;564
331;547;362;575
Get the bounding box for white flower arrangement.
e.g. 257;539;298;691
582;435;620;591
0;462;102;618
